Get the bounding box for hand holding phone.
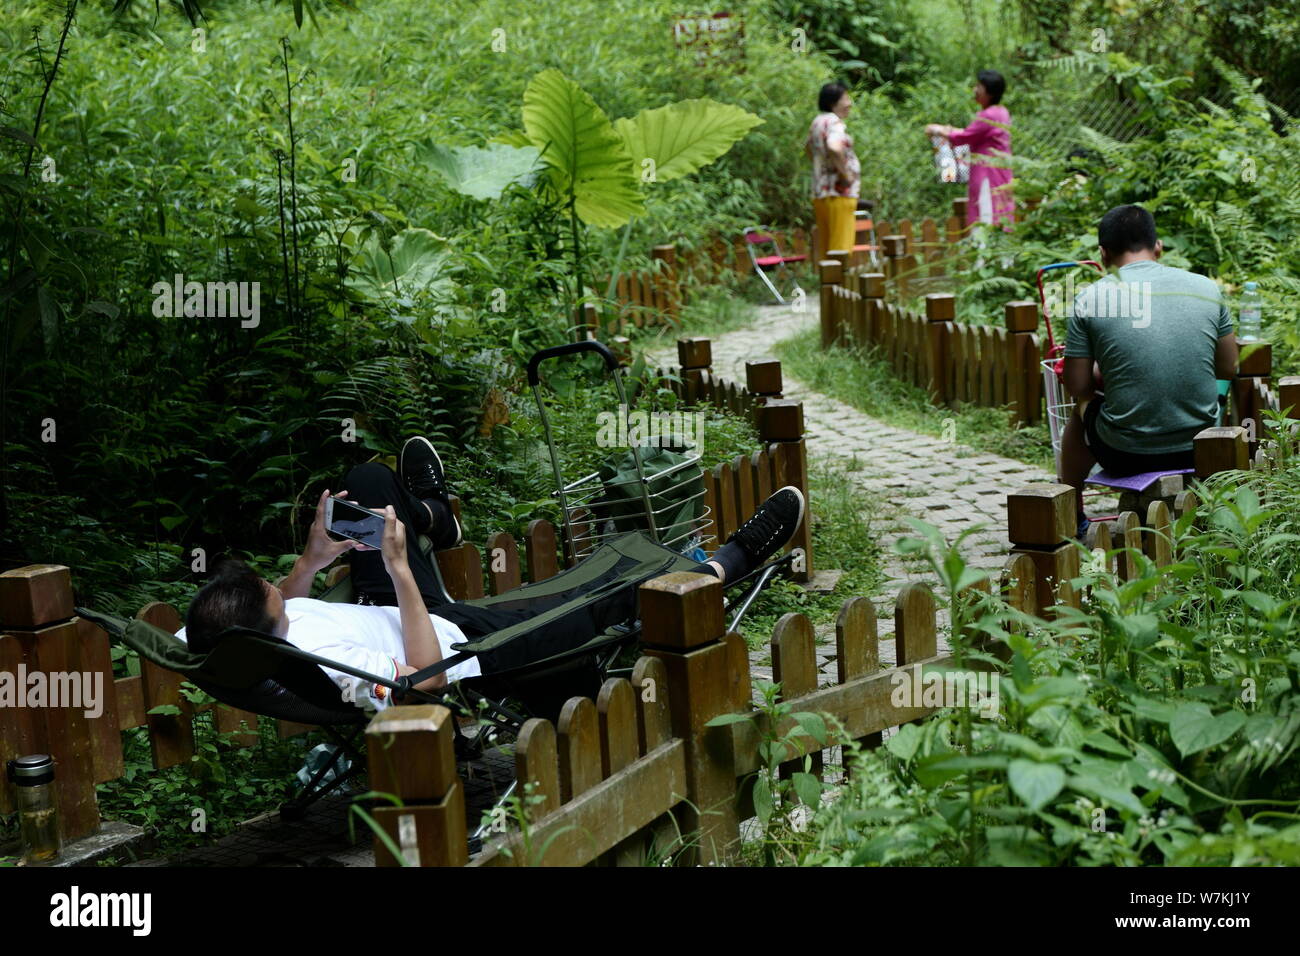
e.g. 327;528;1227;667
325;495;386;548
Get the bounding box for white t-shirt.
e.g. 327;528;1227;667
176;598;482;712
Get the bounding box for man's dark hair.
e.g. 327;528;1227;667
1097;204;1158;256
819;82;847;113
185;559;276;653
977;69;1005;105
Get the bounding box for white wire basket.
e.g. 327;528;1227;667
555;454;713;563
1042;357;1073;473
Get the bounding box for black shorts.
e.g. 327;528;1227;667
1083;396;1194;475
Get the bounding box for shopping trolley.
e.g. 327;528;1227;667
526;340;714;563
1037;260;1105;470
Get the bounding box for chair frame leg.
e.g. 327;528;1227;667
279;725;367;821
755;265;786;305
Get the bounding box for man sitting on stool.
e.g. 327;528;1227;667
1060;204;1238;536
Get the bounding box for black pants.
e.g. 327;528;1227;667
342;462;714;644
1083;396;1196;475
343;462;452;609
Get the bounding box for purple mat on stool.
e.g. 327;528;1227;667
1085;468;1194;493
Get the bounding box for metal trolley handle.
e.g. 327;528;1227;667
526;340;619;387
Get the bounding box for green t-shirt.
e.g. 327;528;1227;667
1065;260;1232;455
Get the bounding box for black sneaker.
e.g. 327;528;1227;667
1076;514;1090;542
400;436;462;548
727;486;806;568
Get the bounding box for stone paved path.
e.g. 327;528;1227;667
650;302;1061;685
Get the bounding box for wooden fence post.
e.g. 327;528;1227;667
1108;511;1143;582
525;518;559;582
1005;300;1039;424
652;245;681;323
744;358;783;404
1234;339;1271;455
881;235;908;301
485;531;522;595
1194;426;1248;478
1143;500;1173;569
1278;377;1300;419
677;336;712;405
757;399;814;582
366;704;467;867
1279;377;1300;455
819;259;843;348
835;597;882;758
920;216;943;276
771;613;821;782
924;293;953;405
639;572;738;865
947;197;969;243
0;566;102;841
860;272;885;348
1006;484;1080;615
573;302;599;343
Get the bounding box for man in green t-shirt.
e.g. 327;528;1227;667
1061;205;1238;534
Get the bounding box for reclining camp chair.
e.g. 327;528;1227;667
78;531;791;825
743;227;807;305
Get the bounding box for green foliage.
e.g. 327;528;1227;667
344;227;454;303
0;0;780;601
95;694;324;853
767;0;931;89
523;69;646;229
708;680;842;866
614;99;764;183
415;142;541;202
801;463;1300;865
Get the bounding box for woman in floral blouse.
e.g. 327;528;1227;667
806;82;860;261
926;69;1014;229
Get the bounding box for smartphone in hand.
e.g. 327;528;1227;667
325;496;385;548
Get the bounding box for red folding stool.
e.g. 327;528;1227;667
743;227;808;305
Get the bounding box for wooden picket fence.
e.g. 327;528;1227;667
600;244;683;334
818;287;1284;434
599;200;970;332
818;262;1046;425
1000;413;1300;622
363;419;1300;868
680;197;970;285
366;561;1045;867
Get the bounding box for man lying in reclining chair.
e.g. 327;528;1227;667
180;436;805;711
1059;204;1238;537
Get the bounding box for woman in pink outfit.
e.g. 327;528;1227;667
926;70;1013;229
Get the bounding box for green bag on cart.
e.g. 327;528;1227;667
597;443;704;548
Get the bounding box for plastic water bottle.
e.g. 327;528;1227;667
1238;281;1262;342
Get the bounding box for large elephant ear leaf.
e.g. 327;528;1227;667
614;98;763;183
522;68;644;228
346;227;452;302
416;141;541;201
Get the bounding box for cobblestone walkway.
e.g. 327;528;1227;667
650;303;1059;681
